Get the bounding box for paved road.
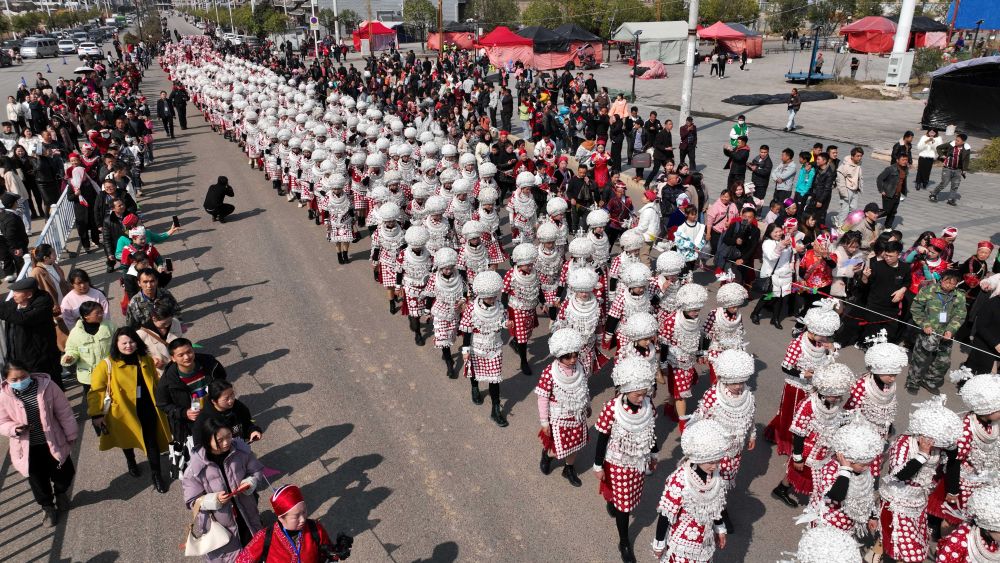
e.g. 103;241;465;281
0;22;991;562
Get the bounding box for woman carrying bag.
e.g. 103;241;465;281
29;244;71;350
61;301;116;406
182;417;264;562
87;326;172;494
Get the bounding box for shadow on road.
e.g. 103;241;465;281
259;422;354;477
412;541;460;562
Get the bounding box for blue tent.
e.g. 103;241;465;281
947;0;1000;30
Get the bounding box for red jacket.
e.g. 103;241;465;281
236;520;334;563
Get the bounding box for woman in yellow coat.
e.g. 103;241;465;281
88;326;172;493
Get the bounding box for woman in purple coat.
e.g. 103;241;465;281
182;417;265;562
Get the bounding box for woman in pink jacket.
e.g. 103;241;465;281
0;360;78;527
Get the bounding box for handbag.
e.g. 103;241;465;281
631;152;651;168
101;358;113;416
183;496;232;557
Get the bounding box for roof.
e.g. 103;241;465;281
930;55;1000;78
354;21;396;38
887;15;947;32
477;26;533;47
698;21;745;39
726;22;761;37
443;21;476;33
947;0;1000;30
612;21;687;41
553;23;601;42
517;26;562;45
840;16;895;34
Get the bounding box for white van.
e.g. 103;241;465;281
21;38;58;58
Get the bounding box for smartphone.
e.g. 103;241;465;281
172;215;180;228
232;482;252;495
165;258;173;272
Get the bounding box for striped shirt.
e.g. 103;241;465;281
13;379;46;446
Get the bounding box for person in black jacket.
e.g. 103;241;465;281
965;290;1000;374
747;144;773;201
154;338;228;451
204;175;235;222
723;135;750;189
0;277;61;388
102;202;135;272
890;131;913;167
876;153;909;229
155;91;175;139
644;120;674;188
193;379;262;449
94;178;137;228
499;87;513;133
168;83;190;130
0;193;28;280
624;107;642;165
720;204;761;284
806;152;835;224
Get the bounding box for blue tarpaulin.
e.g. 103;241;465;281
947;0;1000;30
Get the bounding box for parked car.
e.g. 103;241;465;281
57;39;76;54
77;42;101;57
0;50;12;67
20;38;58;58
2;39;22;55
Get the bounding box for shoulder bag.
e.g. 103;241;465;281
183;495;232;556
101;358;113;415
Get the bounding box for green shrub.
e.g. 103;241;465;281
971;137;1000;173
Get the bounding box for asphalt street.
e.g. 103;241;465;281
0;21;992;562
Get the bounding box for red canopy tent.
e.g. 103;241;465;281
352;21;397;52
476;26;534;68
697;21;762;58
839;16;896;54
427;31;476;50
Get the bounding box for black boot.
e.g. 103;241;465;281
517;343;532;375
618;541;636;563
721;510;734;534
548;306;558;322
342;250;351;264
337;251;345;264
771;483;798;507
470;381;484;405
410;317;425;346
562;465;582;487
539;448;553;475
42;506;59;527
490;401;509;427
125;452;141;477
308;208;316;220
389;298;398;315
750;297;767;325
442;348;457;379
771;296;786;330
152;472;168;494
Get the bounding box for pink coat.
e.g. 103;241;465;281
0;374;79;476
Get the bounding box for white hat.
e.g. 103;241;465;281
549;328;584;358
516;171;537;188
676;283;708;311
397;144;413;157
619;229;644;252
546;198;568;216
587;209;609;228
330;174;348;189
968;485;1000;532
420;158;437;173
129;226;146;238
459;153;477;167
832;421;883;464
441;143;458;157
425;195;448;215
655;251;685;276
422;141;439;157
404;126;417;139
379;202;401;223
478;186;499;205
803;298;841;336
907;395;963;449
568;237;594;259
350;152;367;167
712;349;754;384
439;168;459;184
418;131;434;143
716;283;748;309
434;247;458;268
536;222;559;243
411;182;431;200
682;419;730;464
365;153;385;168
623;311;658;342
461;220;484;239
568;268;599;293
451;178;472;195
375;138;390;151
478;162;497;178
404;226;430;249
383;170;402;185
864;340;908;375
612;356;655;394
472;270;503;298
789;526;861;563
511;243;538;266
620;263;652;289
959;372;1000;415
812;362;855;397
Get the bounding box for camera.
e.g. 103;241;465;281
318;533;354;561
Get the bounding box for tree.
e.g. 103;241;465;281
853;0;883;17
700;0;760;24
464;0;520;29
338;9;361;33
402;0;437;40
233;5;289;37
521;0;563;27
770;0;807;34
11;12;42;36
570;0;650;37
808;0;851;31
317;8;338;34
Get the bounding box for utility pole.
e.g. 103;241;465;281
436;0;442;62
310;0;318;58
366;0;372;57
226;0;234;32
678;0;699;122
332;0;340;43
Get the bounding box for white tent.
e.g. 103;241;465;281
612;21;687;64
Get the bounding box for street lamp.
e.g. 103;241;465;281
630;29;642;102
972;19;985;55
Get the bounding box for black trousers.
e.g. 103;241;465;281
27;444;75;508
645;159;667;187
206;203;235;221
161;117;175;138
123;404;162;473
679;147;696;171
916;156;934;188
501;111;512;133
610;140;623;172
881;194;901;229
176;106;188;129
73;202;100;249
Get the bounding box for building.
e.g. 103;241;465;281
311;0;463;25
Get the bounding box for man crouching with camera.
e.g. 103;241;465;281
236;484;353;562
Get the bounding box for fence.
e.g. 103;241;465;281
0;187;76;361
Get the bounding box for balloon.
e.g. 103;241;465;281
839;209;865;232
